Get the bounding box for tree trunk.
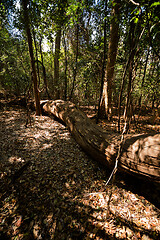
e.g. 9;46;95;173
97;0;108;123
22;0;41;115
138;48;150;108
39;38;51;99
54;27;61;99
42;100;160;183
123;14;144;131
70;24;79;100
32;26;41;86
99;0;120;120
63;30;68;101
117;56;130;132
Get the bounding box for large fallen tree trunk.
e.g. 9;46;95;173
42;100;160;182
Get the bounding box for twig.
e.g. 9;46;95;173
129;0;140;6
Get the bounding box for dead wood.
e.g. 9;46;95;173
42;100;160;182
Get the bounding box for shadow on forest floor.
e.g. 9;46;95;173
0;106;160;239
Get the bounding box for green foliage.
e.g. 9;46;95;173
0;24;30;94
151;2;160;7
0;0;159;108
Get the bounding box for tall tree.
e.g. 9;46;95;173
138;47;150;108
63;30;68;100
54;0;68;99
54;26;61;99
69;23;79;100
99;0;120;120
97;0;108;123
21;0;41;115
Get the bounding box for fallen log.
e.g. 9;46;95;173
42;100;160;182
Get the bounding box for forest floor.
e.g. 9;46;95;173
0;103;160;240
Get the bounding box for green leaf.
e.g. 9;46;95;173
151;2;160;7
131;16;139;24
134;17;139;24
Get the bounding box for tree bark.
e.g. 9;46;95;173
138;48;150;108
63;30;68;101
70;24;79;100
117;56;130;132
99;0;120;120
22;0;41;115
97;0;108;123
54;28;62;99
32;26;41;86
42;100;160;182
39;38;51;99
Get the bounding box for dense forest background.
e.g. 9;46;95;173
0;1;160;239
0;0;159;122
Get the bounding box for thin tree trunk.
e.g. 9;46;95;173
49;37;54;96
70;24;79;100
63;30;68;101
138;48;150;107
17;45;30;88
117;56;130;132
54;27;62;99
32;26;41;86
123;21;136;131
39;37;50;99
99;0;120;120
22;0;41;115
123;13;144;132
96;0;108;123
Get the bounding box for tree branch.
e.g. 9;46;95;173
129;0;140;6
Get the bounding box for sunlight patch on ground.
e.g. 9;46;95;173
82;187;160;237
8;156;25;164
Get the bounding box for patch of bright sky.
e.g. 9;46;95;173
13;0;50;51
16;0;20;10
9;0;99;51
7;0;21;38
43;37;51;52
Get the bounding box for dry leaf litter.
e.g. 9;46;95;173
0;106;160;240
